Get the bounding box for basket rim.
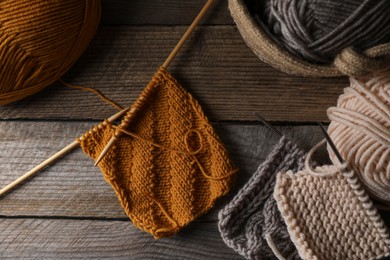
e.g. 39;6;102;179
228;0;352;77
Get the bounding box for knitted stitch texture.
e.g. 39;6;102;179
218;137;305;259
274;164;390;260
78;67;238;239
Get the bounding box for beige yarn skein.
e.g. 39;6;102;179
327;73;390;205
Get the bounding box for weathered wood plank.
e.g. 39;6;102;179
100;0;233;25
0;121;326;219
0;219;243;259
0;26;348;122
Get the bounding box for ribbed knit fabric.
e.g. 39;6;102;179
218;137;305;259
78;67;238;239
274;164;390;260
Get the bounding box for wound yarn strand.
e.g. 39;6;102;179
260;0;390;62
229;0;390;76
0;0;101;105
263;0;390;63
327;73;390;205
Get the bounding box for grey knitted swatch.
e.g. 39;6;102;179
218;137;306;260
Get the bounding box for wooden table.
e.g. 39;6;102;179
0;0;388;258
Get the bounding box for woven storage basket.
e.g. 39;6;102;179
228;0;390;77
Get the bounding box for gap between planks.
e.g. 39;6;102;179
0;219;244;259
100;0;233;25
0;121;327;220
0;26;348;122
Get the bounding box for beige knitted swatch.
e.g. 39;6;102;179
274;163;390;260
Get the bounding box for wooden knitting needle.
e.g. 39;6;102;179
0;0;215;196
253;112;283;137
317;122;345;164
94;0;215;166
0;108;128;197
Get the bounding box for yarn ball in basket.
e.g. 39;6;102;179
327;73;390;205
0;0;101;105
229;0;390;77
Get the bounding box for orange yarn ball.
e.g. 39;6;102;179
0;0;101;105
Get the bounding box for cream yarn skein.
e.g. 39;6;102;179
327;73;390;205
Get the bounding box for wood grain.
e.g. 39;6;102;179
0;121;326;219
0;26;348;122
0;219;243;259
100;0;233;25
1;1;386;258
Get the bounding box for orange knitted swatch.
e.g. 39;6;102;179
78;67;238;238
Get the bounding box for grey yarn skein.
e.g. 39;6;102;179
252;0;390;63
218;137;306;260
